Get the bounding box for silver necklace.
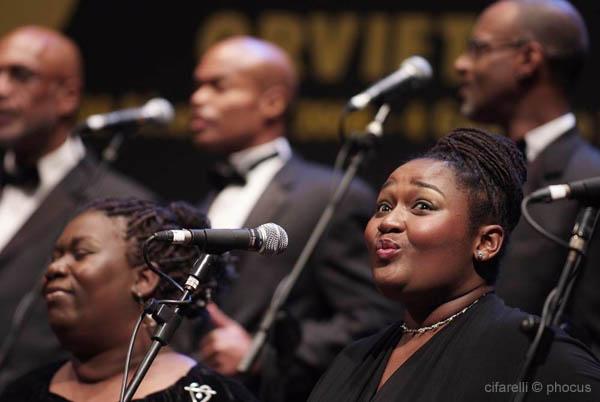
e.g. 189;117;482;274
400;294;486;335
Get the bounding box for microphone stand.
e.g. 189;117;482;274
122;254;216;402
237;105;391;379
101;130;126;163
513;204;600;402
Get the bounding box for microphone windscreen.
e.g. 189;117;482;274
257;223;288;255
142;98;175;125
402;55;433;81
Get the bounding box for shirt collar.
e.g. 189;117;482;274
4;135;86;191
229;137;292;172
524;113;575;162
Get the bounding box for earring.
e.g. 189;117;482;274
131;288;143;303
476;250;486;261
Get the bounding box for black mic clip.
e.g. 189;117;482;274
570;206;600;253
346;131;381;153
345;103;391;156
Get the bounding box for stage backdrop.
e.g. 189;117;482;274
1;0;598;201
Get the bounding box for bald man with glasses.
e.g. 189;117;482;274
455;0;600;357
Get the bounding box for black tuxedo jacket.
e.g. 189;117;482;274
200;155;401;401
0;153;154;387
497;128;600;356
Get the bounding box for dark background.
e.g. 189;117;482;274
2;0;599;201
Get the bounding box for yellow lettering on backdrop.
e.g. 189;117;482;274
195;11;251;59
439;13;476;85
392;13;432;68
0;0;77;35
259;12;305;77
293;99;346;140
401;101;428;142
360;13;389;82
309;13;358;82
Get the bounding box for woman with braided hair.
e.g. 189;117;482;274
308;128;600;401
0;198;256;401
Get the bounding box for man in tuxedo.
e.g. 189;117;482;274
0;26;153;387
189;36;400;401
455;0;600;355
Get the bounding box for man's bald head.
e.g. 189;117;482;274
190;36;299;154
0;25;83;158
454;0;588;130
496;0;588;88
204;36;297;105
3;25;83;88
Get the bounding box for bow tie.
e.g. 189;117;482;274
207;152;279;191
0;163;40;191
208;162;246;190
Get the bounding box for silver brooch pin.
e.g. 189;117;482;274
184;382;217;402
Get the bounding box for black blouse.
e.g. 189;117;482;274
308;294;600;402
0;362;257;402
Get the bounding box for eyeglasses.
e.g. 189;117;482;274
464;38;528;59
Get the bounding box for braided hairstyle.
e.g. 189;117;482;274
81;197;228;301
423;127;527;283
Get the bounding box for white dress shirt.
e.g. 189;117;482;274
524;113;576;163
0;136;85;251
208;137;292;229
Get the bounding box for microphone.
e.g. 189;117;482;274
529;176;600;205
346;56;432;111
153;223;288;255
81;98;175;131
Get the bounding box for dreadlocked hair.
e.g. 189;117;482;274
423;127;527;283
81;197;220;301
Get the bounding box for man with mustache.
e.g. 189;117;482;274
455;0;600;356
189;36;400;401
